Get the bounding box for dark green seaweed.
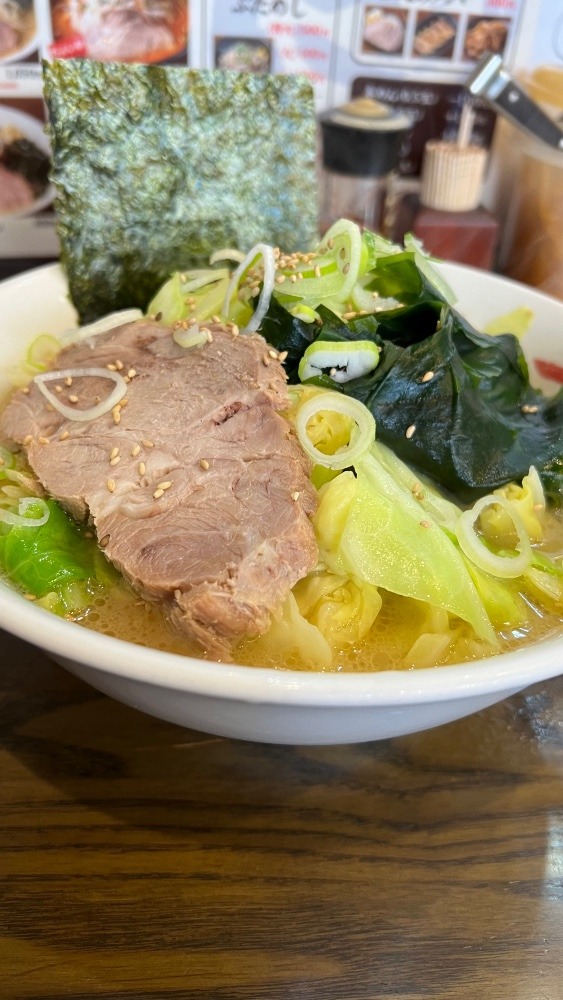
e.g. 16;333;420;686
260;258;563;503
43;60;319;323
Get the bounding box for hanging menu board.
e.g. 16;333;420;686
0;0;559;262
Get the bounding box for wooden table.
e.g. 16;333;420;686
1;629;562;1000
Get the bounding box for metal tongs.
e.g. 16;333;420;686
465;52;563;151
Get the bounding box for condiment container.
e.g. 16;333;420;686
319;96;412;234
410;104;499;270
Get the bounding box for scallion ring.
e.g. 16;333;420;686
295;391;375;470
456;494;532;579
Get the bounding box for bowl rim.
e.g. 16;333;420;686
0;262;562;708
1;580;562;707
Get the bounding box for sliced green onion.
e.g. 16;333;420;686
173;323;209;349
60;310;143;347
181;268;230;294
209;248;246;265
295;391;375;470
404;232;457;304
0;446;15;471
34;368;128;422
222;242;276;334
26;335;61;368
526;465;545;510
350;279;402;314
298;340;381;384
525;566;563;602
0;497;49;528
456;495;532;579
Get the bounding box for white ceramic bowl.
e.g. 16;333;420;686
0;263;562;744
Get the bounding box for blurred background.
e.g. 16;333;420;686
0;0;561;299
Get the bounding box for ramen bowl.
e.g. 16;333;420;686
0;263;562;745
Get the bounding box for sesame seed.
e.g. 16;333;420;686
107;479;116;493
212;314;221;323
65;377;73;386
421;370;435;383
231;324;239;337
106;363;117;371
59;430;70;441
276;275;286;284
46;404;55;412
420;520;432;529
22;386;30;394
522;404;539;414
127;369;137;379
153;488;164;499
23;435;33;446
262;355;271;367
110;447;119;460
110;456;121;466
156;481;172;491
142;439;154;448
268;349;278;359
131;444;141;457
113;412;121;424
291;491;301;501
342;311;357;320
329;368;337;377
24;593;36;601
199;459;210;471
278;350;288;363
268;381;278;391
68;394;79;404
55;385;63;393
138;462;146;475
405;424;416;439
38;436;50;445
100;534;110;547
290;274;297;283
314;265;322;278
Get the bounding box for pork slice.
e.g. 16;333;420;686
1;319;318;658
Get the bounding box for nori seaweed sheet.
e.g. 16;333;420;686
43;60;319;323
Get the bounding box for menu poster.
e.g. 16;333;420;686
0;0;560;263
199;0;340;110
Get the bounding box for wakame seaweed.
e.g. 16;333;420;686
43;60;319;323
260;257;563;503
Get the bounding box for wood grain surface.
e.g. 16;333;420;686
1;627;562;1000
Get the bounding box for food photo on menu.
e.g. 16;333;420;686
463;16;510;62
0;99;51;217
0;0;37;62
412;11;458;59
214;36;271;74
362;6;407;56
48;0;188;62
